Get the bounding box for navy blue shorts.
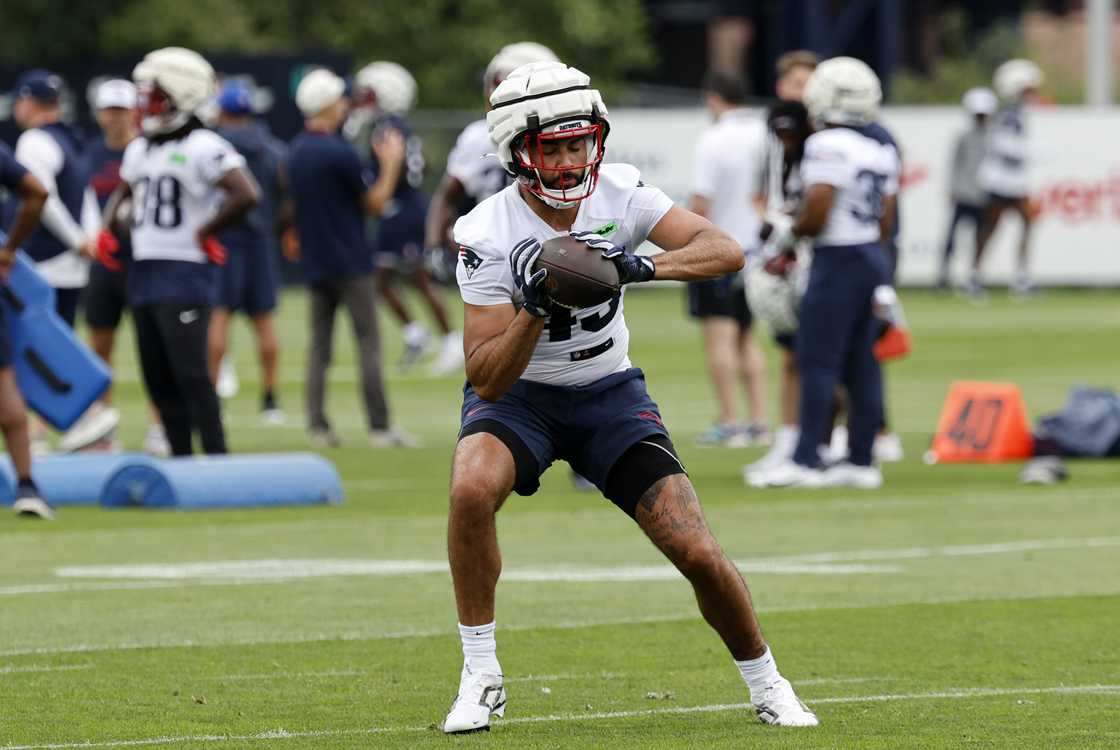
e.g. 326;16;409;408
459;368;671;497
375;204;425;271
217;234;279;316
687;273;752;329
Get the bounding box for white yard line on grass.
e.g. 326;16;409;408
198;670;362;682
2;684;1118;749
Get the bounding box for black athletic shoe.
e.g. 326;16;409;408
13;483;54;520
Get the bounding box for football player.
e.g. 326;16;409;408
80;78;170;456
352;62;461;375
0;140;50;517
422;42;558;282
974;59;1043;299
100;47;260;456
441;61;818;733
208;80;288;425
753;58;899;489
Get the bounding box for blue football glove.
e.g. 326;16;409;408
509;237;552;317
569;230;655;285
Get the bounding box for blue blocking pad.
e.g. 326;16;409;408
0;453;144;506
1;251;111;430
101;453;344;510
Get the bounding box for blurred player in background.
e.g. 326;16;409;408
973;59;1043;299
687;71;768;448
12;69;117;454
938;87;997;291
442;60;817;734
0;140;50;517
745;50;817;476
352;62;461;375
285;68;416;448
100;47;260;456
81;78;169;455
754;58;898;489
423;42;558;283
208;80;287;424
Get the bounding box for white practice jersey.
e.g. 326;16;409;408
120;129;246;263
690;108;766;251
454;163;673;387
800;127;900;247
446;118;509;202
978;104;1029;198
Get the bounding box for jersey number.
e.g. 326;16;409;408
850;169;887;225
133;175;183;229
544;296;620;342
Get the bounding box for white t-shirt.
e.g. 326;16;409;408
800;127;900;247
446;119;510;202
120;129;246;263
454;163;673;387
690;108;766;251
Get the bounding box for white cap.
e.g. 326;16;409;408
962;87;997;115
296;68;346;117
95;79;138;110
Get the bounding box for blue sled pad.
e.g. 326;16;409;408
0;453;145;507
100;453;344;510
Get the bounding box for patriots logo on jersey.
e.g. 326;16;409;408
459;245;483;279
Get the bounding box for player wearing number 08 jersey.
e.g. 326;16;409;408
441;60;818;734
100;48;259;457
755;57;900;490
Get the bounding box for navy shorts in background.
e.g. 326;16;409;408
217;233;279;316
459;368;671;497
686;272;752;329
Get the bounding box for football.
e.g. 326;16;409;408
535;235;621;309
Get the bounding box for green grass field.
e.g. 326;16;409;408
2;286;1119;749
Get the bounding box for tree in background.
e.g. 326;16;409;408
1;0;655;108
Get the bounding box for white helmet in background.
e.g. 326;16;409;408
994;59;1043;101
132;47;216;135
803;56;882;127
487;61;609;209
296;68;346;118
962;86;998;116
485;41;559;94
355;61;417;114
745;258;809;336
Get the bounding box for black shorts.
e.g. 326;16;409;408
85;264;129;329
687;274;752;329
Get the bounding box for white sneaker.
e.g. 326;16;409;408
820;462;883;489
753;677;819;727
744;426;798;477
825;425;849;464
216;356;240;399
746;460;824;489
143;423;171;457
369;426;421;448
873;432;904;463
429;332;465;376
59;404;121;453
13;486;54;521
443;666;506;734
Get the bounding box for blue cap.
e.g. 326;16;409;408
13;69;64;103
217;81;253;115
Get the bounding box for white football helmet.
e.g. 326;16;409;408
803;56;882;127
962;86;998;116
355;61;417;114
745;254;809;335
487;61;609;209
484;42;559;95
132;47;216;136
994;59;1043;101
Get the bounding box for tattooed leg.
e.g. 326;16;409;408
634;474;767;660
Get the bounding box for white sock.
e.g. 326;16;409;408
403;322;427;347
735;646;781;702
459;621;501;675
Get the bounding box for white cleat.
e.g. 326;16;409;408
744;427;798;479
216;356;240;399
443;667;506;734
369;426;422;449
143;423;171;458
753;677;819;727
820;462;883;489
58;404;121;453
873;432;904;463
429;332;465;377
746;460;824;489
